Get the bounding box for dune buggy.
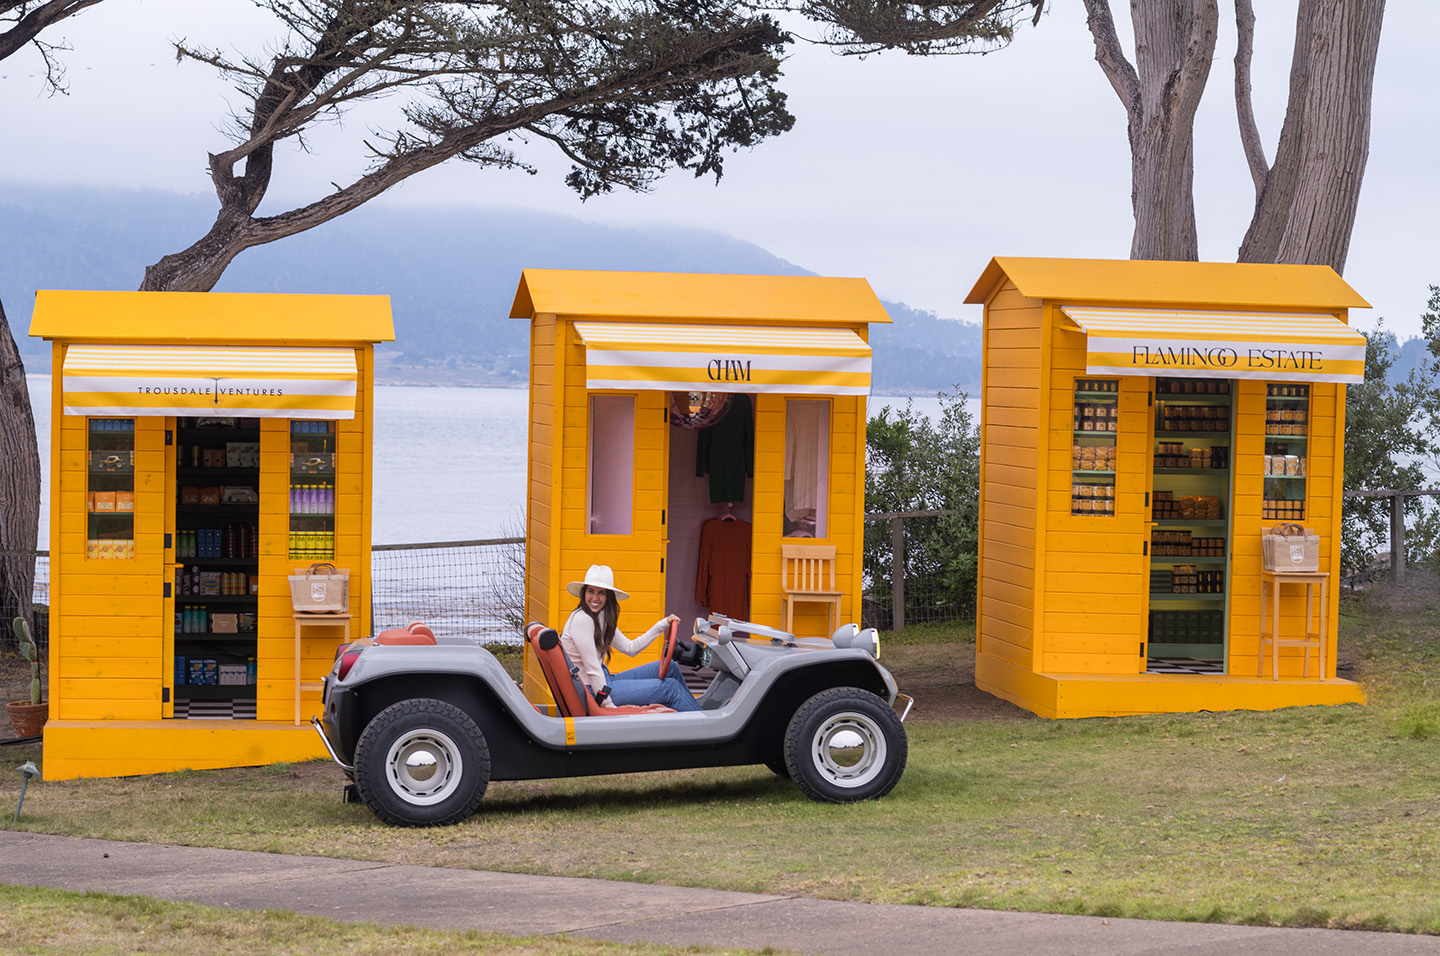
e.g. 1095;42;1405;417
313;615;912;826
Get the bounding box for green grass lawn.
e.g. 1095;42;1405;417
5;580;1440;934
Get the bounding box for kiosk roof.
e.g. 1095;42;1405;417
29;291;395;344
510;269;891;325
965;257;1370;312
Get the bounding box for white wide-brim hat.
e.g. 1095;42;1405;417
567;564;629;601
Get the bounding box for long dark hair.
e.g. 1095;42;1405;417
574;588;620;661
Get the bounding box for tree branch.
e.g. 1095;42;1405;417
0;0;108;91
1232;0;1268;194
1080;0;1138;111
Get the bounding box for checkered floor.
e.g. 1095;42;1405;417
172;699;257;720
1146;657;1225;675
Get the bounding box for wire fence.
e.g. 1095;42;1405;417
11;511;971;652
862;510;974;631
371;537;526;641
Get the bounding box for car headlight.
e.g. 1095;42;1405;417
831;623;880;659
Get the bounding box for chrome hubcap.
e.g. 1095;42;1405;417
811;711;885;788
386;728;462;805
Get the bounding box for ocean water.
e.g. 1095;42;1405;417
24;375;952;547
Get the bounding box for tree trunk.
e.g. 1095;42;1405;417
0;296;41;651
1238;0;1385;272
1084;0;1218;262
140;206;262;293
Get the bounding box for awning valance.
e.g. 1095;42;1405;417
1061;306;1366;384
572;322;872;396
61;346;358;418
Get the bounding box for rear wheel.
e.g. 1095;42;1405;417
353;698;490;826
783;688;906;803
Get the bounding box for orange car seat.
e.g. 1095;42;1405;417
373;620;439;646
525;622;672;716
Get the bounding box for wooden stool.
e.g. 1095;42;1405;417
293;612;351;724
1258;571;1328;681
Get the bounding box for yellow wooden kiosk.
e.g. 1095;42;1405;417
30;290;394;779
509;270;889;704
965;257;1369;718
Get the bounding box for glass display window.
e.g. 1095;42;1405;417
289;420;336;559
589;395;634;535
175;416;263;715
1148;377;1233;668
1263;384;1308;521
784;399;829;537
1071;379;1117;517
87;418;135;558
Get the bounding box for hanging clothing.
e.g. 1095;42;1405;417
785;400;822;511
695;393;753;504
695;516;752;619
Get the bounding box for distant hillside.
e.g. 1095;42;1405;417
0;184;980;395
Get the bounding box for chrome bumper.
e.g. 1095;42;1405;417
310;715;354;772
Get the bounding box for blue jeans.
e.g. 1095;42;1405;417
602;660;702;712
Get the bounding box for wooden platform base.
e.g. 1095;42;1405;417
40;719;329;781
977;652;1366;720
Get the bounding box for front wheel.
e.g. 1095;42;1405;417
353;698;490;826
783;688;906;803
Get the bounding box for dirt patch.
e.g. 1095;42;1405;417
881;643;1034;723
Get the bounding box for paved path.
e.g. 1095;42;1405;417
3;831;1438;955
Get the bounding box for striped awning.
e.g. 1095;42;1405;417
1061;307;1366;384
61;346;358;418
572;322;872;395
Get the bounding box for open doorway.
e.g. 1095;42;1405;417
666;393;754;630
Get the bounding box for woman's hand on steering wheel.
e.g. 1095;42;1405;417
657;615;680;680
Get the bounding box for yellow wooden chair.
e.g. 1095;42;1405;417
781;544;842;637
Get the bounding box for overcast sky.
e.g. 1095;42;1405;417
3;0;1436;338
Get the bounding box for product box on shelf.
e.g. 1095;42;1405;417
225;441;260;468
187;658;218;686
88;450;133;471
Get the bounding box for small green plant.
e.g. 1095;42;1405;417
13;617;41;704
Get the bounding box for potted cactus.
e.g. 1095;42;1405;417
6;617;47;738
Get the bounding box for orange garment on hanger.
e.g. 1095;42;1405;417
695;516;752;619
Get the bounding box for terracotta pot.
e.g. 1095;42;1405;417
6;700;48;738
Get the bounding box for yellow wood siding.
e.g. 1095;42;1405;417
52;406;167;721
1039;317;1149;676
977;281;1042;673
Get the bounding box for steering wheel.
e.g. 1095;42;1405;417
657;617;680;680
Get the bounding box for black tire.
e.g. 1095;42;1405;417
352;698;490;827
783;688;907;803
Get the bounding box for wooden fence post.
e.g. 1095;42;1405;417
1391;493;1406;583
890;516;905;632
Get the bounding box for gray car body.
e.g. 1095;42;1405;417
316;624;901;773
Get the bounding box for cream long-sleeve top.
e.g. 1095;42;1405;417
559;609;667;707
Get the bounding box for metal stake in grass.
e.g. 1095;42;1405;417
14;761;40;822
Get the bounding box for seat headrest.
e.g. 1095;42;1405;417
538;628;560;651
